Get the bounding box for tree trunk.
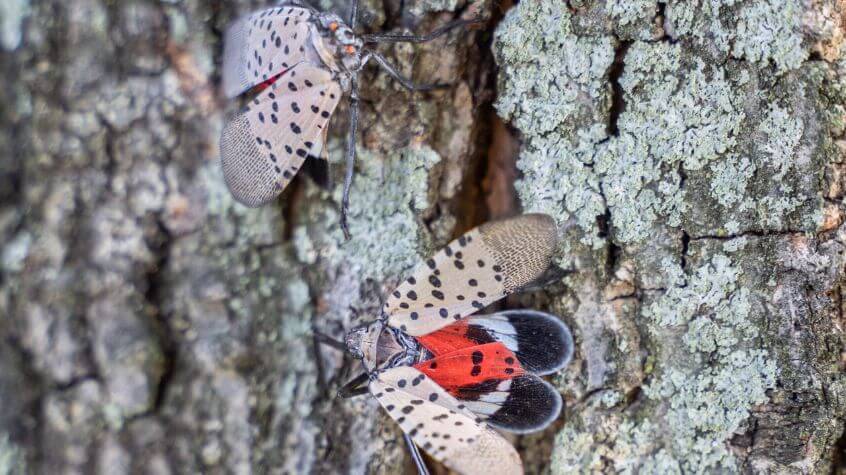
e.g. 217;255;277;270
1;0;844;474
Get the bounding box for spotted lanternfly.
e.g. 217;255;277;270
220;1;479;238
320;214;575;475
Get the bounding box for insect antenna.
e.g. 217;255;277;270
359;12;484;91
362;16;482;44
404;433;431;475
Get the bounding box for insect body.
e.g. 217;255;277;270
220;2;477;238
339;214;575;475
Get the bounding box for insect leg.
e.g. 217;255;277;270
404;433;431;475
340;77;359;240
362;17;482;44
312;333;330;391
369;52;450;92
313;331;347;352
349;0;359;26
338;372;369;398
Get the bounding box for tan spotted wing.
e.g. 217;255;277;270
222;6;319;98
220;63;342;206
385;214;558;336
370;366;523;475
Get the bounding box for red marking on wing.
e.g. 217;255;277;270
413;342;525;395
249;67;290;94
417;321;476;356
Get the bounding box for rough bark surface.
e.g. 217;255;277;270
0;1;844;475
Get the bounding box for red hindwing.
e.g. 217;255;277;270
413;342;525;396
416;320;482;356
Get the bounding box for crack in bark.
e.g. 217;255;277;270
607;39;632;137
832;423;846;471
690;229;806;241
680;229;690;271
144;218;177;415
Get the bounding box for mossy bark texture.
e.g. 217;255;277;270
0;0;844;474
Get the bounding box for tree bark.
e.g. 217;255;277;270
0;0;844;474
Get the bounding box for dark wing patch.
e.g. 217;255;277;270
456;374;563;434
468;310;574;375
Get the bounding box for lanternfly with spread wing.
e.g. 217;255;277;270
331;214;575;475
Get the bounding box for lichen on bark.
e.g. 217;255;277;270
0;0;495;473
495;0;846;473
1;0;845;473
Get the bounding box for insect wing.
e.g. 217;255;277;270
413;342;562;434
370;366;523;475
413;342;525;391
452;374;562;434
222;6;317;98
418;310;574;375
220;63;342;207
385;214;558;336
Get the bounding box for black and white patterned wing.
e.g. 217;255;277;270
222;6;318;98
220;63;342;206
370;366;523;475
385;214;558;336
466;310;575;376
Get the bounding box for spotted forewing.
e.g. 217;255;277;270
371;366;523;475
384;214;559;336
220;63;341;206
222;6;316;98
220;6;342;207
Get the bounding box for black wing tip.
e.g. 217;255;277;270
487;375;563;434
497;309;575;376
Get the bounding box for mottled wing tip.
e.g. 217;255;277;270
222;15;251;98
220;113;281;207
479;213;559;292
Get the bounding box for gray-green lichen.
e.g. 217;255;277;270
665;0;808;73
606;0;657;39
494;0;612;248
0;0;29;51
729;0;807;72
0;435;25;475
495;0;842;472
296;144;441;285
755;102;807;227
408;0;462;16
554;252;777;474
641;254;777;472
596;41;746;243
497;0;827;246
